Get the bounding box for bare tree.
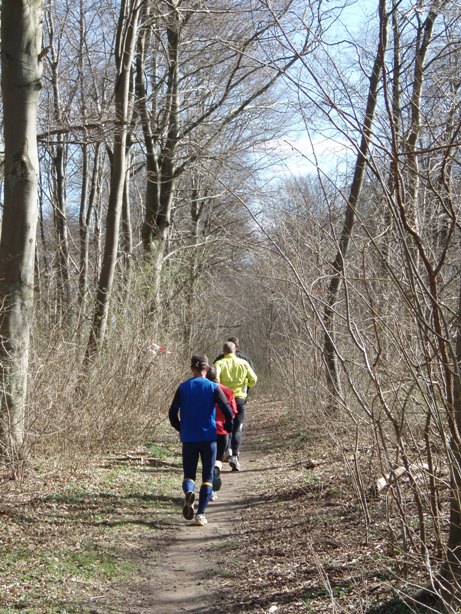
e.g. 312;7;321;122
85;0;142;360
0;0;44;461
43;5;72;314
135;0;309;314
323;0;389;405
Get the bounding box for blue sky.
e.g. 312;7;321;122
261;0;380;179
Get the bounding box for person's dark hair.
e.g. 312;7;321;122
206;366;217;382
223;341;236;354
227;336;239;348
190;354;209;371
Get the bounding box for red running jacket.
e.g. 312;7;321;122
216;384;237;435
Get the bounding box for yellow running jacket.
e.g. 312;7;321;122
214;353;257;399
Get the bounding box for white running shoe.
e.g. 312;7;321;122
229;456;241;472
194;514;208;526
210;490;218;501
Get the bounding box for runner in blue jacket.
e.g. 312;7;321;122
169;354;233;526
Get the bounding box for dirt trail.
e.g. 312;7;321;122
148;467;250;613
84;397;432;613
91;409;266;614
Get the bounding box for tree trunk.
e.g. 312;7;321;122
46;7;71;314
121;151;133;273
402;9;437;263
85;0;141;361
0;0;43;461
138;7;180;314
323;0;388;406
440;275;461;601
184;185;203;350
78;143;103;323
52;139;71;312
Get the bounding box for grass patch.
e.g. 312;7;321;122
148;442;173;459
216;539;239;551
54;542;134;580
1;542;132;582
0;443;179;611
297;429;313;444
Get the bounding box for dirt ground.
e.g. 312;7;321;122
92;465;261;613
86;398;418;614
1;397;439;613
88;401;286;613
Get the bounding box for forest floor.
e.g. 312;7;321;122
0;397;440;613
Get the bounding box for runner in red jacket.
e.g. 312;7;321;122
207;366;237;495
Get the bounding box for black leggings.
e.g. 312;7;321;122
231;398;246;457
216;433;229;461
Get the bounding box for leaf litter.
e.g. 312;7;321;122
0;398;443;612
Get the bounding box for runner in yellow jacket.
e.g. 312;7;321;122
214;341;257;471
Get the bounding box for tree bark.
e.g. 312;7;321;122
323;0;388;406
85;0;141;361
79;143;102;322
138;5;180;313
184;184;205;351
121;151;133;273
46;7;72;314
0;0;44;461
440;191;461;603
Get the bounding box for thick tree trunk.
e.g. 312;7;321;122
0;0;43;461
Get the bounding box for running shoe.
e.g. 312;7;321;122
182;491;195;520
194;514;208;526
223;449;232;462
229;456;241;472
212;466;222;491
210;490;218;501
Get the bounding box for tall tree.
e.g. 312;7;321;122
85;0;142;360
322;0;388;405
44;4;72;314
135;0;308;313
0;0;44;461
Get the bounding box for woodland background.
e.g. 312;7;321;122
1;0;461;610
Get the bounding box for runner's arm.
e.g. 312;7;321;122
214;387;233;431
168;387;181;432
238;352;255;370
246;364;257;388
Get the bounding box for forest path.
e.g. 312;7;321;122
147;461;255;613
91;401;270;613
